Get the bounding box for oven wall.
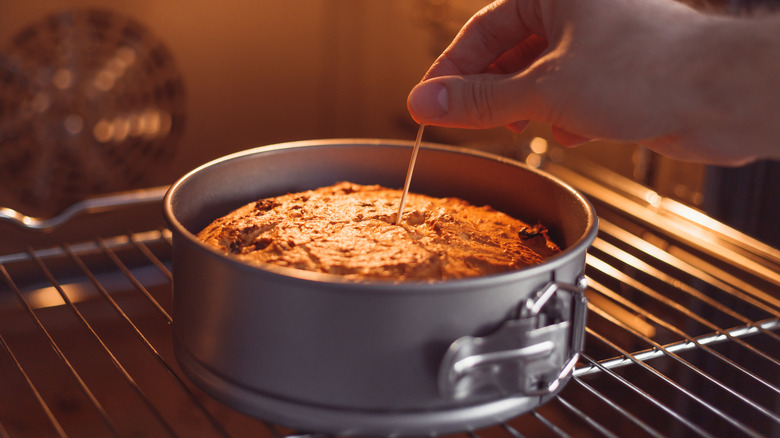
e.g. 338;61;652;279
0;0;451;184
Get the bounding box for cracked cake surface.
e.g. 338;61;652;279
197;182;560;282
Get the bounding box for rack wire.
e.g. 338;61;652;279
1;166;778;437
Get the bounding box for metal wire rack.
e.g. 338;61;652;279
0;163;778;438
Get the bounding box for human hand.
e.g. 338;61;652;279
407;0;780;165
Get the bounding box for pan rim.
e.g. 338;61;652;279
163;139;598;291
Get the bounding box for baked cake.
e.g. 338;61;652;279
197;182;560;282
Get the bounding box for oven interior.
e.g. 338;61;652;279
1;149;778;437
1;1;779;437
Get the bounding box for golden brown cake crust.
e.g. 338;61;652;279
197;182;560;282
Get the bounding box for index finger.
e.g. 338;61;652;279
423;0;542;80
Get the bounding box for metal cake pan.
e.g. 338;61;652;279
164;139;598;436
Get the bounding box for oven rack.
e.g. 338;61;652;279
1;168;779;437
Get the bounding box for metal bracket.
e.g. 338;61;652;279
438;280;588;401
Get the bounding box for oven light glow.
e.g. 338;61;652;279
93;70;116;92
645;191;662;208
64;114;84;135
20;260;172;310
92;108;172;143
24;283;90;309
93;119;114;143
113;117;131;142
529;136;548;155
52;68;73;90
92;46;138;92
586;291;657;338
31;92;51;113
525;153;542;168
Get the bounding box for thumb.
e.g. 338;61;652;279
407;75;534;129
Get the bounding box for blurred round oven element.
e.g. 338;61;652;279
164;140;598;437
0;9;185;218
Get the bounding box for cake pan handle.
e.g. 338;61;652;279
438;279;588;401
0;186;169;231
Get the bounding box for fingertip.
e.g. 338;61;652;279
408;81;448;121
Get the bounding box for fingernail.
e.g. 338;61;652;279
409;82;448;119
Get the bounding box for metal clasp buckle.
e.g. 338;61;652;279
438;280;587;401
